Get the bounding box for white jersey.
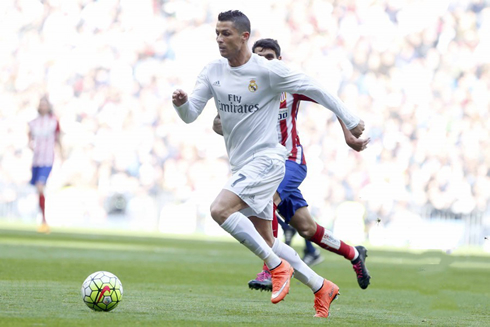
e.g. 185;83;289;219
174;54;360;171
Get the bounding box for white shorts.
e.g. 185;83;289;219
224;149;287;220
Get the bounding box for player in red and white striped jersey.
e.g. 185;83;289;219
214;38;371;290
28;96;62;233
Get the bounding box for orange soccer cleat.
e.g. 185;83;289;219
269;260;294;304
37;223;51;234
313;279;340;318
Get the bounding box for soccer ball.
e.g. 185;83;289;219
81;271;123;312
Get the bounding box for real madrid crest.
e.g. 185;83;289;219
248;79;258;92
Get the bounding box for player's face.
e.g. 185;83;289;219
216;21;247;59
253;47;280;61
38;99;50;115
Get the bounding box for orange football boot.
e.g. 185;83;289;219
313;279;340;318
269;260;294;304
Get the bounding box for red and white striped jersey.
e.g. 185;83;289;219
277;93;314;165
28;114;60;166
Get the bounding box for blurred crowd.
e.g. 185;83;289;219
0;0;489;241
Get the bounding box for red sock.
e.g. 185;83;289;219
310;223;355;261
39;193;46;224
272;203;278;238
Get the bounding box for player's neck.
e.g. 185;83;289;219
227;50;252;67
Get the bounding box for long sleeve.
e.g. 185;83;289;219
173;65;213;124
268;60;360;130
173;97;208;123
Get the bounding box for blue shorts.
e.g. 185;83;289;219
30;166;52;185
276;160;308;224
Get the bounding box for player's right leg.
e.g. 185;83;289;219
247;159;305;293
211;190;292;303
214;151;293;303
247;215;293;303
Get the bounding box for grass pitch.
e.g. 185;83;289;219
0;227;489;326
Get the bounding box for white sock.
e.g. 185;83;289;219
351;247;360;262
272;239;324;292
220;212;282;269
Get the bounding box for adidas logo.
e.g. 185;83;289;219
213;80;220;87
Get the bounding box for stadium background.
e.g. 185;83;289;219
0;0;489;252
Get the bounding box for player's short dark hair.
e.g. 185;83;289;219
218;10;251;33
252;38;281;57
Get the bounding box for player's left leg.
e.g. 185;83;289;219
248;269;272;292
251;216;339;317
290;207;371;289
32;166;52;234
270;237;339;318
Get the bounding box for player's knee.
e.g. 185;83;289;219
291;209;316;239
210;202;228;225
297;228;314;239
293;221;316;239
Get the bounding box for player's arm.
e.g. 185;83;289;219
172;89;208;123
338;117;370;152
172;67;213;124
27;128;34;150
212;114;223;136
293;94;369;151
269;61;364;136
55;120;64;161
172;89;188;107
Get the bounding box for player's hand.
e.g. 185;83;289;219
349;120;365;138
346;135;370;152
172;89;188;107
212;114;223;136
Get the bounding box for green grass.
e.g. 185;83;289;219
0;227;489;326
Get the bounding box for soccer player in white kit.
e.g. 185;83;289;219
28;96;62;234
214;38;372;292
172;10;364;318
